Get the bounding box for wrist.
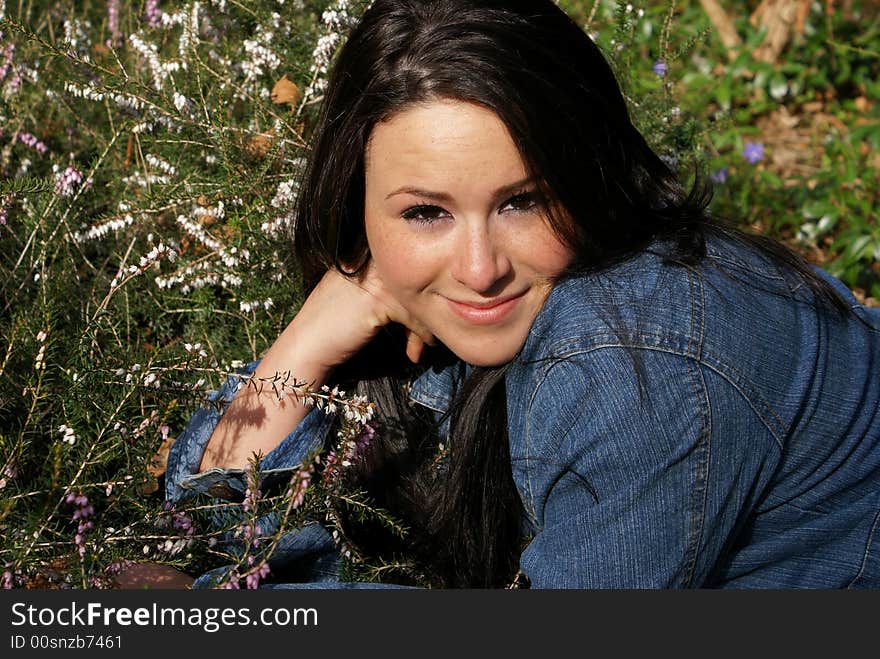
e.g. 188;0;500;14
257;318;335;388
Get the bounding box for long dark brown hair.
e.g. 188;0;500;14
291;0;847;587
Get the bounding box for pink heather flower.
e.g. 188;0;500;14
66;493;94;557
107;0;123;48
0;205;7;226
289;468;312;509
351;423;376;460
743;141;765;164
6;70;21;94
54;165;84;197
2;570;13;589
221;576;241;589
145;0;163;28
0;43;15;82
15;132;47;155
3;460;16;481
104;559;136;575
172;511;193;534
242;485;262;513
245;561;271;589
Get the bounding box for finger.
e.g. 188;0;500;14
405;329;426;364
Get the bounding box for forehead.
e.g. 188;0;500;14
364;99;530;191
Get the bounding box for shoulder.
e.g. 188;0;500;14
517;233;814;371
518;242;704;368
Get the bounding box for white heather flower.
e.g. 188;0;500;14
129;33;164;90
146;154;177;175
75;213;136;243
172;92;190;113
58;424;77;445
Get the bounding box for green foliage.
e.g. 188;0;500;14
0;0;877;590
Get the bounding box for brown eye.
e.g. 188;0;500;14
401;205;451;224
499;192;540;214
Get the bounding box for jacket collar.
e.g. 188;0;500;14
407;352;467;413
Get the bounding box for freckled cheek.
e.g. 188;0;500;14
507;225;574;275
365;220;443;300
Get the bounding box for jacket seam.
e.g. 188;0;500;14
847;505;880;588
529;341;787;450
682;270;710;587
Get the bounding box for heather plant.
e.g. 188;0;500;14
0;0;384;589
1;0;877;590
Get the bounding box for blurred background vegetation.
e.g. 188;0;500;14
0;0;877;589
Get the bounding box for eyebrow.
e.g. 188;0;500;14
385;176;536;202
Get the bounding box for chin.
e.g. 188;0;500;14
440;336;526;368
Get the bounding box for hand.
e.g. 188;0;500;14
200;262;434;471
288;263;436;371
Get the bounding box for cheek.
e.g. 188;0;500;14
511;224;574;276
365;216;440;298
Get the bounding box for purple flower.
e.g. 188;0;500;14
66;493;93;557
0;43;15;83
107;0;123;48
15;132;48;155
653;60;668;77
54;166;84;197
743;141;764;164
659;153;679;171
289;468;312;509
172;512;193;533
245;561;271;589
710;168;728;184
145;0;163;28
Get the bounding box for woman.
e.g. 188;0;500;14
166;0;880;588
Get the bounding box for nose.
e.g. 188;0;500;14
450;220;512;293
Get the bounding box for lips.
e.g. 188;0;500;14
445;291;526;325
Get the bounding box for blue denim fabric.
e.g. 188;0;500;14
166;235;880;588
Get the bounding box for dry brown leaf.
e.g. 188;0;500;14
271;74;301;107
246;132;274;158
138;435;176;495
147;435;175;479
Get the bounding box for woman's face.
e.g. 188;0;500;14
364;99;574;367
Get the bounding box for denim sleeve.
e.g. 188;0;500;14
165;360;337;505
516;346;776;588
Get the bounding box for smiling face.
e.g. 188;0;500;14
364;99;574;366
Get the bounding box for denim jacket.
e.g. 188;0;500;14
166;235;880;588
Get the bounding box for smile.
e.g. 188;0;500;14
445;291;526;325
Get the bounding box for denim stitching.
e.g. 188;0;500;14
535;338;788;449
681;270;711;587
705;249;786;281
847;505;880;588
